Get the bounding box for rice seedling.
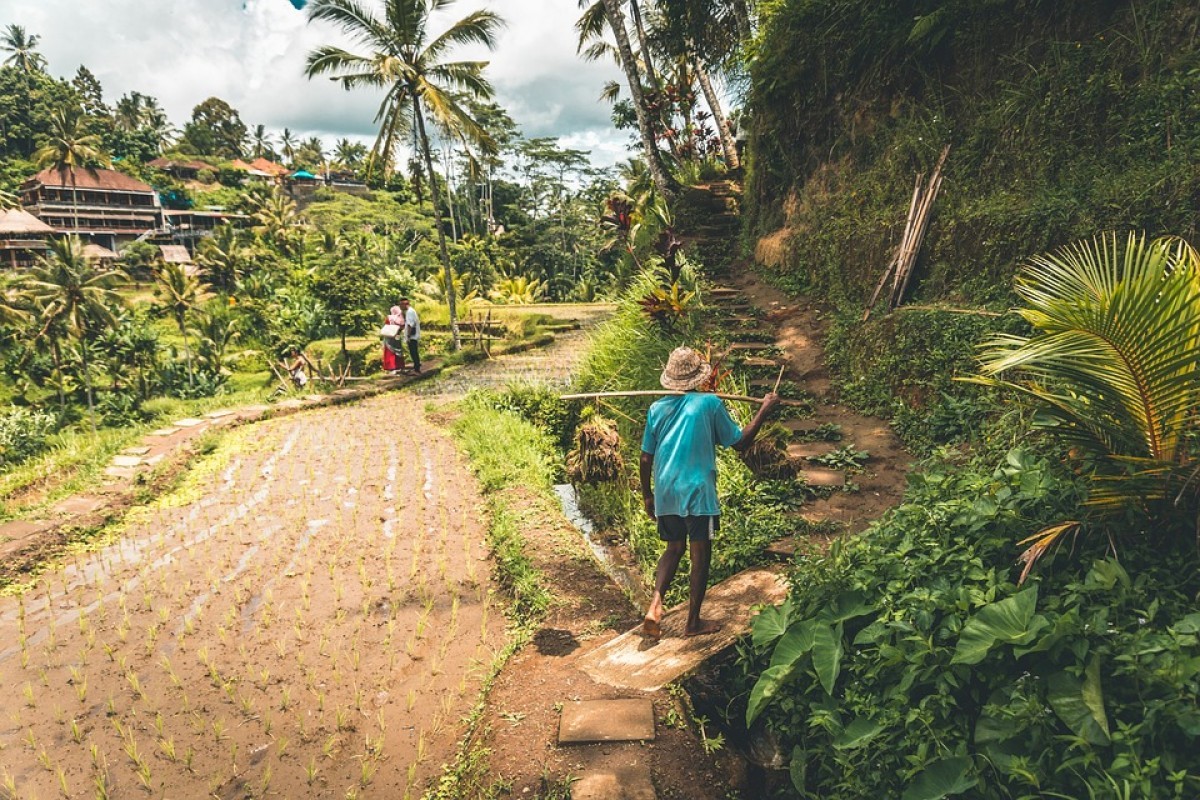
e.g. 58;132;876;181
71;718;83;743
22;728;37;751
305;756;319;786
276;735;289;758
57;766;70;797
406;689;416;713
37;746;54;771
183;746;196;773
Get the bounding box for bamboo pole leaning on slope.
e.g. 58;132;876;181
891;144;950;310
559;390;807;407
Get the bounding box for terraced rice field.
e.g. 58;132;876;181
0;394;504;799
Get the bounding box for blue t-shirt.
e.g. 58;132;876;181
641;392;742;517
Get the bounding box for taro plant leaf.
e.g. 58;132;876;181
789;745;807;793
974;710;1019;745
951;587;1047;665
1172;612;1200;635
853;619;888;645
751;598;793;649
746;664;792;726
823;590;875;623
1046;657;1110;745
834;717;883;750
769;619;820;669
811;622;843;694
900;756;978;800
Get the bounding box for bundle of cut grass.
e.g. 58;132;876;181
739;422;793;480
566;415;625;484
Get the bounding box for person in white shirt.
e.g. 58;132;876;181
398;297;421;373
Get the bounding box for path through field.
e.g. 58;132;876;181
0;394;504;800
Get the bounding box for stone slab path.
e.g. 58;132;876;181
575;567;789;692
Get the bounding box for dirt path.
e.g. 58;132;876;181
0;394;504;799
726;273;911;542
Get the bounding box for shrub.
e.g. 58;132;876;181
0;406;59;468
736;448;1200;799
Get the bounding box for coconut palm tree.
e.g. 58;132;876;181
154;261;201;390
251;125;275;159
24;237;127;425
1;24;46;74
305;0;505;351
34;106;109;234
280;128;298;166
973;233;1200;580
578;0;678;199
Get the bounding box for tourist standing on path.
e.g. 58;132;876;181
640;347;779;638
382;305;407;374
399;297;421;373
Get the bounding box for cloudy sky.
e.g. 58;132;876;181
5;0;633;166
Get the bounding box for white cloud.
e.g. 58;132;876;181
6;0;628;164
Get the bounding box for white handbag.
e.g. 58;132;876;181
379;323;401;338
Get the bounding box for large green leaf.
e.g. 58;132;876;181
769;618;821;669
812;622;843;694
900;756;978;800
746;664;791;726
1173;612;1200;635
1047;657;1110;745
823;590;876;623
834;717;883;750
789;746;807;793
952;587;1047;665
751;597;794;649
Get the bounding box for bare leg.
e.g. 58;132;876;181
643;540;686;638
685;539;720;637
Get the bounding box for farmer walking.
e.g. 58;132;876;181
641;347;779;638
399;297;421;374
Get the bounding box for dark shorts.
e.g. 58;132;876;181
657;514;719;542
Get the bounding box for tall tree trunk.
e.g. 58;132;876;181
50;337;65;410
413;95;461;351
177;315;194;389
695;59;740;169
79;344;96;434
442;146;459;242
731;0;752;41
600;0;678;200
628;0;661;92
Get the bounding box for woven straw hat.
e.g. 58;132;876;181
660;347;711;391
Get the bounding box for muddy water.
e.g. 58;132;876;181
552;484;650;609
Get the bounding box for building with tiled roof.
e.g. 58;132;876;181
21;166;163;250
0;207;54;268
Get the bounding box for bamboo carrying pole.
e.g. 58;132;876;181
560;390;807;407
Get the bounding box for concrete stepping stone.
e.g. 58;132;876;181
576;567;788;692
786;442;837;460
148;427;179;437
173;418;205;427
55;496;105;515
123;446;151;456
740;356;784;369
103;466;137;479
203;409;235;419
797;468;845;488
110;455;142;468
558;699;655;744
572;758;656;800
